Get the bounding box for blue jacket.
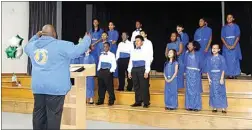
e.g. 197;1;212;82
24;35;91;95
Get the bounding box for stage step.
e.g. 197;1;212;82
2;97;33;114
2;86;33;99
87;104;252;129
2;86;252;113
96;91;252;113
2;75;31;87
2;97;252;129
2;75;252;94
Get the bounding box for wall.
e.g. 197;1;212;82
2;2;29;73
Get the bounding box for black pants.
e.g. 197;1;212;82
131;66;150;105
118;57;133;91
33;94;65;130
98;69;115;103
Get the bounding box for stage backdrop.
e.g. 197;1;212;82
62;1;87;44
61;1;252;74
27;1;57;75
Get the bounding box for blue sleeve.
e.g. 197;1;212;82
221;26;225;38
24;44;31;57
60;35;91;59
98;29;104;39
184;52;188;70
221;55;227;72
175;61;179;66
163;62;167;75
90;55;95;64
29;35;39;42
208;28;212;38
24;35;39;57
235;24;241;37
206;56;210;73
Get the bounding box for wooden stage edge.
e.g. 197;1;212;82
2;73;252;129
2;98;252;129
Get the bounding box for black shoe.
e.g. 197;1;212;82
130;103;142;107
108;102;114;106
193;109;199;112
186;109;193;111
88;102;94;104
212;109;218;113
165;107;169;110
126;89;132;92
229;76;235;79
143;104;149;108
169;108;176;110
95;102;104;105
234;76;238;79
117;89;124;91
222;110;227;113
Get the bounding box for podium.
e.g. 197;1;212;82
60;64;96;129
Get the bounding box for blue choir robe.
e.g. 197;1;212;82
89;28;104;65
70;57;80;64
71;54;95;98
164;61;178;109
80;54;95;98
108;30;119;77
166;41;184;89
108;30;119;54
221;23;242;76
184;51;203;110
194;26;212;73
178;32;189;54
206;55;228;109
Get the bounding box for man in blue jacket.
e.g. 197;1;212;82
24;24;91;130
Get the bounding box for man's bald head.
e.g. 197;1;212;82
42;24;56;38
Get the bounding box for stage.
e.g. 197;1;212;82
2;73;252;129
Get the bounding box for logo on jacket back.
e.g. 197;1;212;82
34;49;48;65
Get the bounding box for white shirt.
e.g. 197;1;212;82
142;38;154;63
127;47;151;74
97;51;117;73
131;28;142;42
116;40;134;60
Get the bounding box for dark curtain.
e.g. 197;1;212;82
62;2;87;44
92;2;111;32
27;1;57;75
90;2;222;72
225;2;252;74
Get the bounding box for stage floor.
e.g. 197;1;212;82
2;112;161;129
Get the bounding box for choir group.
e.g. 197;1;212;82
71;14;242;113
